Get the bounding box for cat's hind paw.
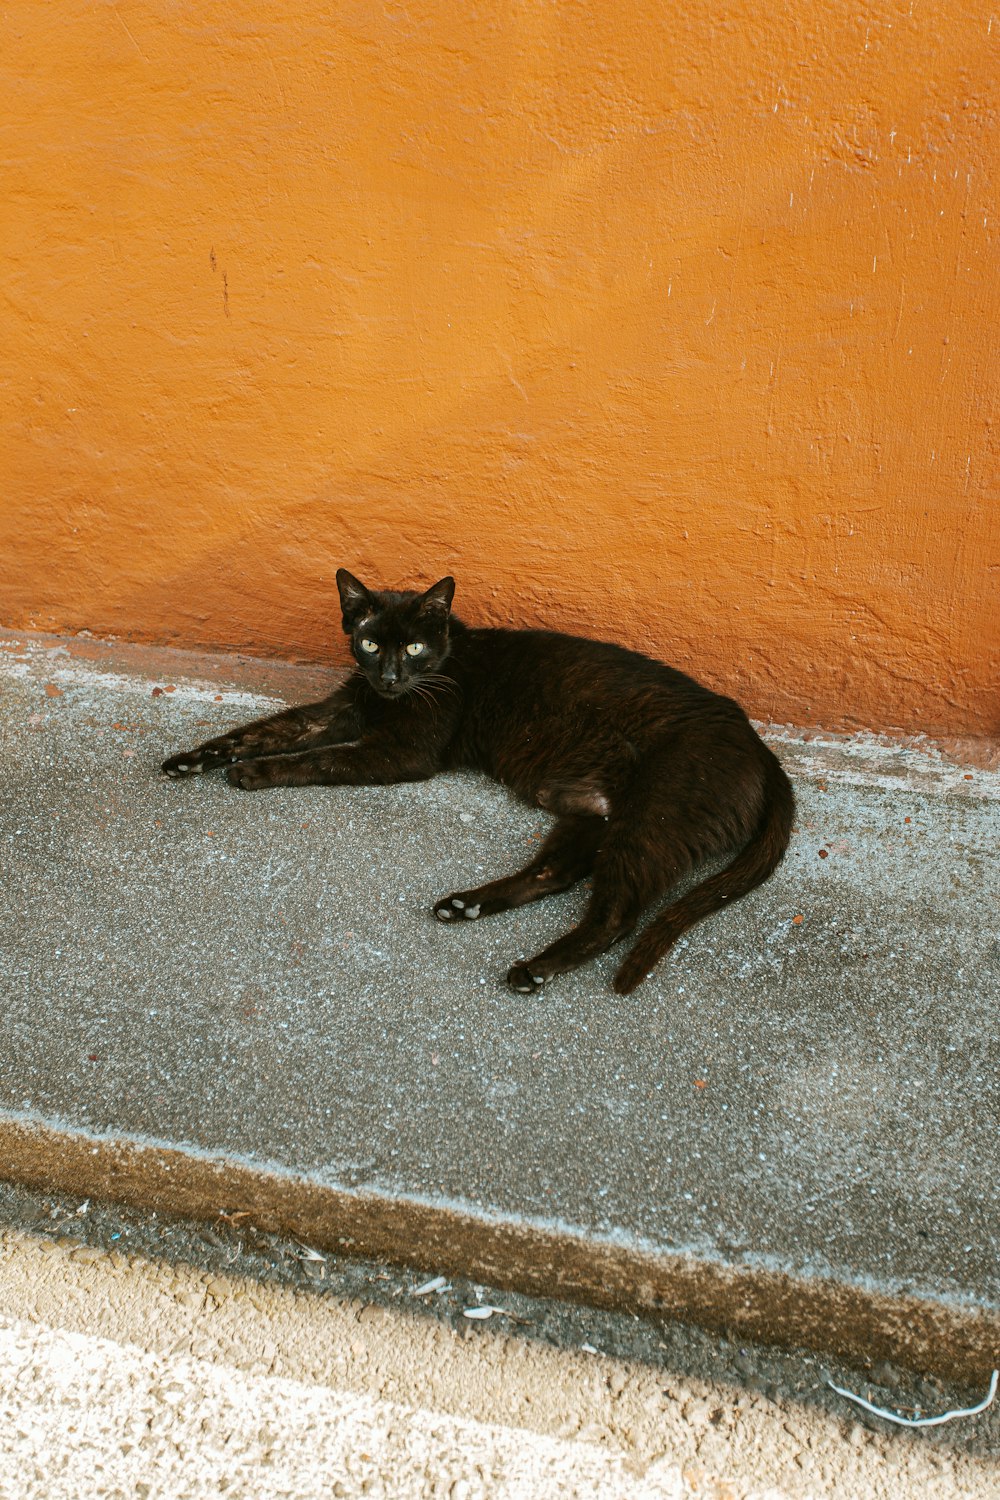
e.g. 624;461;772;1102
506;962;544;994
434;895;483;923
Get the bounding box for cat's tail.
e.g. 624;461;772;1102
612;748;795;996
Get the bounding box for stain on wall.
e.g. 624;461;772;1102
1;0;997;736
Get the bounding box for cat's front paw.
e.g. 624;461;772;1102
162;750;205;778
506;962;545;995
225;761;271;790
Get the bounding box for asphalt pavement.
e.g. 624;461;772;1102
1;629;997;1382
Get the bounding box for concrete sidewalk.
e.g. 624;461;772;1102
1;629;997;1382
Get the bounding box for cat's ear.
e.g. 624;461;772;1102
419;577;455;618
336;569;373;629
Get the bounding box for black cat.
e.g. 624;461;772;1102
162;570;794;994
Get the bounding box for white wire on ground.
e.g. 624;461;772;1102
827;1368;998;1428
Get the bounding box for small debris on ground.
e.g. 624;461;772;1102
412;1275;450;1297
290;1241;326;1263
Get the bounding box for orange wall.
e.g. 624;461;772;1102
2;0;997;737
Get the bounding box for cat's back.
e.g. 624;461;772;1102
444;622;744;776
457;623;718;707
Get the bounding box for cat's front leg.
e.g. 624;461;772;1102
162;697;356;778
225;740;437;790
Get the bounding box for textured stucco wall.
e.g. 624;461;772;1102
1;0;997;736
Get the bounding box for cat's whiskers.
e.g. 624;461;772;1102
406;680;455;712
419;672;462;700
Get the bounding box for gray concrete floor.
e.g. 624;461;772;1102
1;629;997;1382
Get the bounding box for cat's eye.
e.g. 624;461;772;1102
405;642;425;657
360;638;379;654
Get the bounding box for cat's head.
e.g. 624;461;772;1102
336;569;456;698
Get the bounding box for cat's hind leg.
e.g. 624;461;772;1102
505;824;681;993
434;815;605;924
508;739;771;993
162;698;353;778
